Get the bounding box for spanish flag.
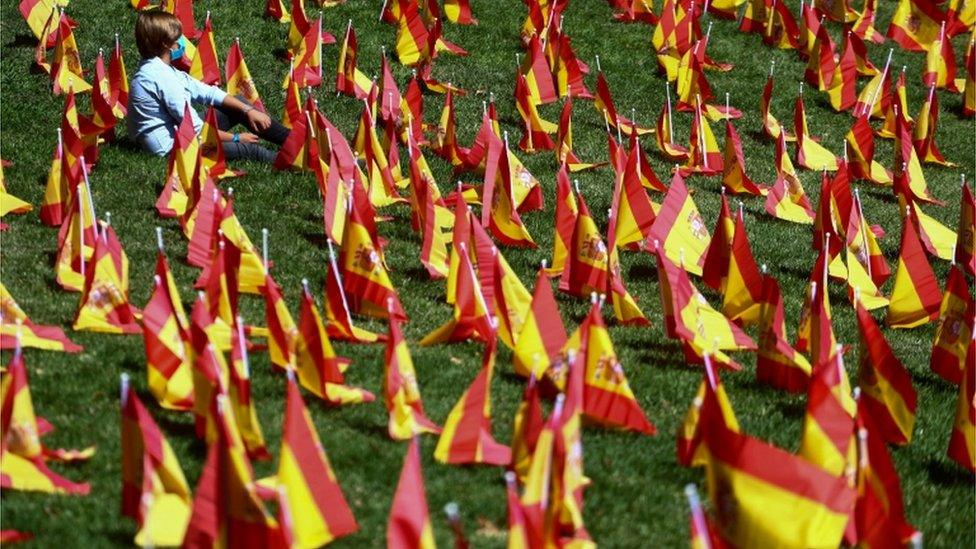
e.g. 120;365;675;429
265;0;289;22
515;73;557;153
701;194;734;293
547;163;579;277
956;178;975;276
677;361;739;467
852;0;885;43
434;90;470;168
763;0;801;50
756;272;812;393
765;132;815;224
0;345;91;495
703;405;855;547
182;396;281;548
799;351;857;479
189;14;221;86
760;71;795;141
504;472;532;547
51;12;91;95
388;438;437;547
930;265;973;384
559;189;610;299
109;37;129;117
510;374;544;481
324;241;385;343
141;249;194;411
887;0;945;51
396;0;430;67
384;315;441;440
793;88;838;171
856;303;917;445
421;241;495;346
482;134;536;248
609;146;658;250
285;0;310;55
577;300;656;434
804;25;836;91
887;211;942;328
850;403;919;547
295;283;374;405
275;374;360;547
261;271;297;370
906;199;957;261
722;117;766;195
657;90;691;160
434;343;512;465
846;189;890;288
595;71;652;135
335;22;371;99
55;167;97;292
878;69;913;139
722;209;764;326
40;128;77;227
826;32;858;112
187;296;230;439
913;85;956;166
469;220;534;347
155;104;199;218
892;106;941;204
521;34;558;106
119;377;191;547
947;332;976;472
340;193;407;320
555;34;594;100
650;172;711;275
923;25;964;92
226;40;264;110
0;283;82;353
845;116;892;185
73;220;141;334
514;265;568;378
227;320;271;461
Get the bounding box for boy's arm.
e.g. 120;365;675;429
186;76;271;132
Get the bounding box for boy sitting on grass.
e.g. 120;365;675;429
127;10;289;163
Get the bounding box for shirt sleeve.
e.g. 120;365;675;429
184;73;228;107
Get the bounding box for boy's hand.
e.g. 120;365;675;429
238;132;260;144
246;108;272;132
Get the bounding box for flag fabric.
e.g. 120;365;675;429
1;346;92;495
856;304;917;445
794;90;838;171
515;73;557;153
261;272;297;370
650;172;711;276
421;241;495;346
701;194;735;293
722;209;765;326
276;374;359;548
324;242;385;343
510;373;545;481
0;283;82;353
557;97;603;171
609;146;658;250
702;404;855;548
547;163;579;277
227;319;271;461
40;128;77;227
845;116;892;185
189;15;221;86
930;265;974;384
182;397;281;548
336;23;372;99
385;315;442;440
887;0;945;51
339;194;407;320
947;332;976;472
395;1;430;67
677;362;740;467
955;180;975;275
849;402;919;546
434;343;512;465
482;134;537;248
760;73;795;141
913;85;955;166
765;132;815;224
681;98;723;176
799;352;857;479
226;39;265;112
55;171;98;292
826;32;859;112
755;272;812;393
141;249;194;411
513;265;568;378
887;212;942;328
73;220;141;334
120;377;192;547
296;282;375;405
923;26;963;93
51;12;91;95
387;437;437;548
853;0;885;43
721;118;766;195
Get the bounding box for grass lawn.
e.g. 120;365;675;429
1;0;974;545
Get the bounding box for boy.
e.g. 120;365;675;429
127;10;288;162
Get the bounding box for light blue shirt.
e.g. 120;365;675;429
126;57;228;156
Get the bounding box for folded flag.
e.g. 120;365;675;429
856;303;917;445
388;437;437;548
73;218;141;334
947;332;976;472
930;264;974;384
0;283;82;353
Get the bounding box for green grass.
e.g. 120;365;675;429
1;0;974;546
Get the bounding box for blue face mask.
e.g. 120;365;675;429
170;36;187;61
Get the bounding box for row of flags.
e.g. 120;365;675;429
2;0;973;545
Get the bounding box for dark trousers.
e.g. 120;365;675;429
213;97;290;163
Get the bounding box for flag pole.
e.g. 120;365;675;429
854;188;872;279
665;82;674;146
262;228;269;272
865;48;893;117
684;484;713;549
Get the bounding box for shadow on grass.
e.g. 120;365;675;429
5;34;36;49
926;458;974;487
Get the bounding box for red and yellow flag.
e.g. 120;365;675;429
722;118;766;195
120;377;191;547
701;194;735;293
887;212;942;328
515;73;557;153
385;315;442;440
756;272;812;393
388;438;437;547
703;406;854;547
722;209;765;326
930;265;974;384
276;374;359;547
947;333;976;472
650;172;711;275
482;134;537;248
323;242;385;343
794;89;838;171
226;39;265;111
765;132;815;224
434;343;512;465
51;12;91;95
261;271;297;370
182;397;281;547
1;346;91;495
956;179;975;275
0;283;82;353
887;0;945;51
913;85;956;166
340;195;407;320
55;175;97;292
799;352;857;479
514;265;568;378
336;22;372;99
856;303;917;445
73;220;141;334
677;361;739;467
141;248;194;411
189;14;221;86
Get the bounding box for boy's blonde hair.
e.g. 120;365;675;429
134;10;182;59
